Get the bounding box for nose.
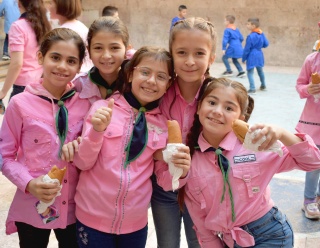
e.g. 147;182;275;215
146;73;157;84
102;50;111;59
57;60;67;70
185;55;195;66
212;104;223;116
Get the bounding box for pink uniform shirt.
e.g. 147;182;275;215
9;18;43;86
74;92;187;234
295;52;320;145
160;79;201;143
73;72;102;104
184;131;320;248
0;82;91;234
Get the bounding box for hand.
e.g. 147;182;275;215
61;136;82;162
91;98;114;132
307;81;320;95
26;176;61;203
248;123;282;151
222;50;226;55
171;145;191;178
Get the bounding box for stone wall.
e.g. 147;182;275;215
79;0;319;68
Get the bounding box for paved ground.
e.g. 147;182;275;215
1;62;320;247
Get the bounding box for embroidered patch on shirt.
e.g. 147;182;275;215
233;154;256;164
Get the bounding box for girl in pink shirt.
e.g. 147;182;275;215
182;77;320;247
47;0;93;73
151;17;216;248
66;46;191;248
73;16;130;103
0;28;91;247
0;0;51;101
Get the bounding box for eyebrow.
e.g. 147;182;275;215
138;66;168;75
49;52;79;61
207;95;238;107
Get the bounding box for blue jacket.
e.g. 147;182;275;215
0;0;20;33
222;27;244;58
242;32;269;70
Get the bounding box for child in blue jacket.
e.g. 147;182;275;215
242;17;269;93
221;15;245;78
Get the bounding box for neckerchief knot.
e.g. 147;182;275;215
123;92;159;168
38;90;76;157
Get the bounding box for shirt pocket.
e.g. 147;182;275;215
187;177;209;210
101;124;124;157
232;163;261;202
23;132;52;171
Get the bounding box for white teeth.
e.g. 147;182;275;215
143;88;156;93
54;72;67;77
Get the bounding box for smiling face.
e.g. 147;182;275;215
89;30;126;84
38;40;81;98
171;29;215;88
197;86;244;147
130;57;171;106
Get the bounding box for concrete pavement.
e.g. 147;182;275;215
0;62;320;247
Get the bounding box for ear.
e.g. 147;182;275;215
239;114;245;121
37;51;44;65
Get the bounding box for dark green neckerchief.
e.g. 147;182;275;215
38;90;76;156
123;92;159;168
195;145;236;222
88;67;118;98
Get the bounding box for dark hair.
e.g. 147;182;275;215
19;0;51;44
177;77;254;210
178;5;187;11
248;17;260;28
39;28;86;64
225;15;235;24
53;0;82;20
169;17;217;117
102;5;118;17
87;16;129;49
122;46;174;93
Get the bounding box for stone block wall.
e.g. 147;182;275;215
80;0;319;68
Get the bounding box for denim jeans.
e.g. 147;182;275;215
151;175;200;248
76;220;148;248
16;222;77;248
304;170;320;200
222;55;244;73
234;207;294;248
3;33;8;56
247;67;266;90
9;85;26;102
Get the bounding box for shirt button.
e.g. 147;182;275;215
64;179;67;183
62;201;66;205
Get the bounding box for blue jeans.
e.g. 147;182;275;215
3;33;8;56
151;175;200;248
234;207;294;248
304;170;320;200
222;55;244;73
247;67;266;90
76;220;148;248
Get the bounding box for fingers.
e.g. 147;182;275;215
249;124;279;151
107;98;114;109
61;140;79;162
172;146;191;178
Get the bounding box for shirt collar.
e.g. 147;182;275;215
197;131;238;152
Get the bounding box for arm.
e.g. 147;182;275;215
262;33;269;48
296;55;313;98
222;29;230;51
242;36;251;62
73;99;114;170
0;51;23;99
